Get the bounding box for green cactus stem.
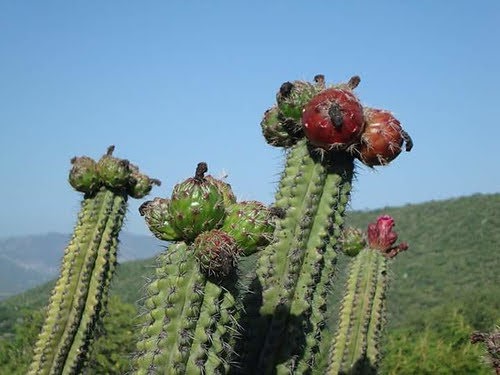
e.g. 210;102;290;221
235;138;354;374
133;242;239;374
29;147;158;375
28;189;127;375
325;216;408;375
325;247;388;375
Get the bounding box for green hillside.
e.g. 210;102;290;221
346;193;499;331
1;193;498;374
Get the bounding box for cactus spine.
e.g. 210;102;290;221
29;147;158;375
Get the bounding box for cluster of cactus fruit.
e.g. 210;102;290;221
29;74;421;375
263;74;413;166
138;161;278;278
69;145;161;198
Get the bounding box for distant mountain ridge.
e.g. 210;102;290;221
0;232;162;300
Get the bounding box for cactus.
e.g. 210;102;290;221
325;216;408;374
28;146;159;375
133;242;239;374
133;162;277;374
233;76;360;374
28;73;415;375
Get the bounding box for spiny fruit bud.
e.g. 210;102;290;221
205;175;237;208
139;198;182;242
367;215;408;258
261;106;301;148
68;156;101;194
128;164;161;199
302;87;364;150
356;108;413;167
97;145;131;190
277;80;321;121
169;162;226;242
221;201;275;256
341;227;366;257
193;229;240;278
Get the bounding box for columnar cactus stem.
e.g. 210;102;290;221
326;248;387;375
325;216;408;374
29;190;127;375
133;243;238;374
29;147;158;375
236;139;354;373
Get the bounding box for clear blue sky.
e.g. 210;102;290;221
1;1;499;237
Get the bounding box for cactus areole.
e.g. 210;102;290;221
302;88;364;150
169;162;226;242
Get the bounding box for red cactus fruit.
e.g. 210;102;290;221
367;215;408;258
301;88;364;150
193;229;240;278
356;108;408;166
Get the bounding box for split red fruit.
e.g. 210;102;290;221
357;108;408;166
301;88;364;150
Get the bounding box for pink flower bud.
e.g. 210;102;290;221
367;215;408;258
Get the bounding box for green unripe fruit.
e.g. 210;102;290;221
97;145;131;190
169;162;226;242
68;156;101;194
139;198;182;241
205;175;237;207
276;80;321;121
221;200;275;255
341;227;366;257
128;164;161;199
261;106;300;148
193;229;240;278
